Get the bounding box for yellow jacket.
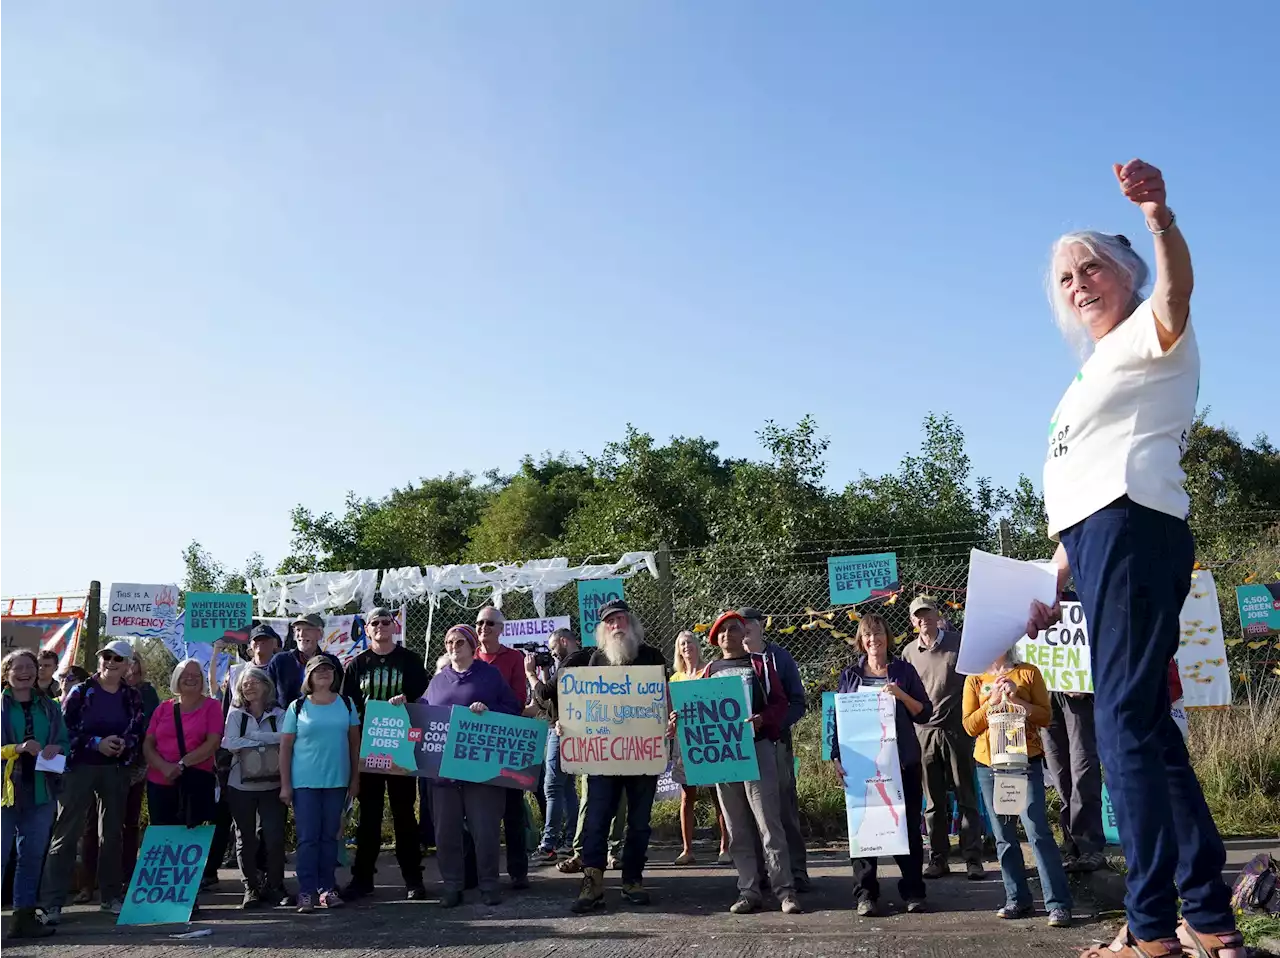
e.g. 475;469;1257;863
962;663;1052;767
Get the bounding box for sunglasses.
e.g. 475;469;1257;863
100;653;125;663
475;620;500;628
445;639;472;649
369;619;394;628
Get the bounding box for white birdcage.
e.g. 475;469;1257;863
987;701;1030;814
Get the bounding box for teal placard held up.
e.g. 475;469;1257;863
1101;782;1120;845
670;676;759;786
358;700;419;773
827;552;899;606
182;592;253;643
439;706;548;790
117;825;213;925
821;691;836;761
577;578;624;647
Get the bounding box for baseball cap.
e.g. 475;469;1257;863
707;611;747;645
97;639;133;659
250;623;281;643
737;606;765;622
909;595;939;616
597;599;631;622
304;655;338;678
291;613;325;629
365;607;394;624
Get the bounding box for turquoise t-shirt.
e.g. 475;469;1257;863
282;696;359;790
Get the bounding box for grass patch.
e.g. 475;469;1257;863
1238;911;1280;950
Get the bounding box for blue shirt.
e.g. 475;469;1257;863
282;696;359;790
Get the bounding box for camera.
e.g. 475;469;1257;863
513;641;554;671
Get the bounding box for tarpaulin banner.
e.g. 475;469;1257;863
1;612;83;674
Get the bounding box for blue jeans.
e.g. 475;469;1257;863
976;760;1072;913
539;732;578;852
293;787;346;899
1062;497;1233;941
582;775;657;884
2;800;57;908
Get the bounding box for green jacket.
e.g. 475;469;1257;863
2;688;70;807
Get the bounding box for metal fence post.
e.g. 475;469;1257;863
655;542;675;646
997;518;1014;557
82;579;102;667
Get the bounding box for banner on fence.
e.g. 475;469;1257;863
1014;601;1093;692
670;676;758;786
576;579;624;648
1236;582;1280;637
106;583;179;639
358;701;420;773
1;612;83;673
499;615;572;649
558;665;667;776
836;689;909;857
1176;570;1230;707
182;592;253;644
438;706;547;790
117;824;213;925
827;552;900;606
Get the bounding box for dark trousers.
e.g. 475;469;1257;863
81;780;147;890
226;787;286;894
917;725;984;866
418;777;436;850
852;762;926;903
582;775;658;885
206;792;233;880
500;787;528;881
352;772;422;886
1042;691;1104;857
1062;496;1233;941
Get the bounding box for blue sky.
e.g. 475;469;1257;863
4;4;1276;596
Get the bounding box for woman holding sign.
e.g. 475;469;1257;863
670;630;729;867
829;613;932;917
422;624;521;908
1028;160;1243;958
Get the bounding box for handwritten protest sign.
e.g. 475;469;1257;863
577;579;623;647
358;701;420;773
821;691;836;761
182;592;253;644
827;552;899;606
1014;601;1093;692
106;583;179;639
438;706;547;790
117;825;213;925
670;676;758;785
558;665;667;776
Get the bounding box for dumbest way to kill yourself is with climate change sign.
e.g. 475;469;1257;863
558;665;668;775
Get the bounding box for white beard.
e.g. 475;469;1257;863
602;630;639;666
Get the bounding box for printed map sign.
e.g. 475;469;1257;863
1236;582;1280;637
1015;601;1092;692
358;700;420;773
106;583;179;639
577;579;624;647
117;825;213;925
558;665;667;776
499;615;572;649
827;552;899;606
670;676;758;786
182;592;253;644
438;706;547;790
835;689;908;857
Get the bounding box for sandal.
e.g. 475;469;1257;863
1079;923;1183;957
1176;920;1246;958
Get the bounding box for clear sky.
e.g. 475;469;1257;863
3;4;1276;597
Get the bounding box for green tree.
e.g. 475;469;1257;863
465;456;594;561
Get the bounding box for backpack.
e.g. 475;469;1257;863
235;712;282;785
1232;852;1280;916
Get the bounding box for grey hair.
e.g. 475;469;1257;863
232;666;277;710
594;611;645;647
1046;230;1150;358
170;657;208;696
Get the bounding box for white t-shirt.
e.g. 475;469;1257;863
1043;299;1199;537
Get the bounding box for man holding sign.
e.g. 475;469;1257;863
552;600;668;913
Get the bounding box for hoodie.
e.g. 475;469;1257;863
423;659;522;716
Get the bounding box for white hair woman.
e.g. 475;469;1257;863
1029;161;1242;958
222;666;287;909
143;659;223;827
669;630;728;867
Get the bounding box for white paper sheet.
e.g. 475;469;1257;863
957;549;1060;675
35;753;67;774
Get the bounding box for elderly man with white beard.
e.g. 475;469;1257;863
548;600;668;913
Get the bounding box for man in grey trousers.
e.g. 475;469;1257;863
900;596;985;880
1042;691;1106;872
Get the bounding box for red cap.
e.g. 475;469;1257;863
707;611;747;646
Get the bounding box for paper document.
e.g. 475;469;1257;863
35;753;67;774
956;549;1059;675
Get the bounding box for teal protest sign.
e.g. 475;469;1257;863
1101;782;1120;845
827;552;899;606
439;706;548;790
359;700;420;773
1236;583;1280;637
577;578;624;647
670;676;758;786
821;691;836;760
117;825;213;925
182;592;253;644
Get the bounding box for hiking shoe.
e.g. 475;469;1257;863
8;907;56;939
856;897;880;917
571;868;606;913
1048;908;1072;928
480;889;502;906
996;903;1033;919
620;882;650;905
792;874;812;893
717;850;733;865
534;848;559;866
965;861;986;880
905;898;926;913
73;888;94;905
606;854;621;871
38;906;61;926
318;890;343;909
556;854;583;874
1072;851;1105;873
441;890;463;908
405;884;428;900
296;893;315;914
510;876;530;891
339;880;372;900
729;896;761;914
1061;853;1080;872
780;894;803;915
673;851;696;865
100;898;124;915
923;861;949;879
241;888;261;909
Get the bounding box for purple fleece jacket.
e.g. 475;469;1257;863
422;659;521;715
